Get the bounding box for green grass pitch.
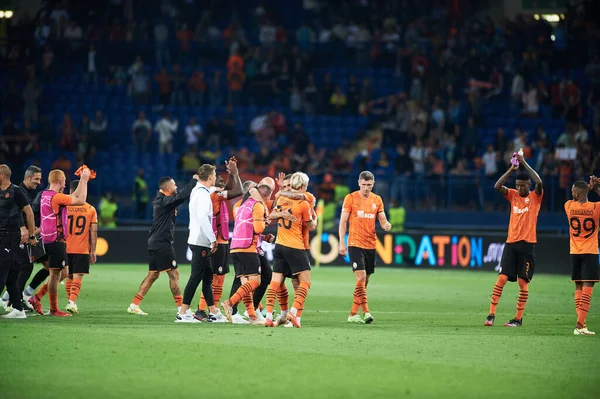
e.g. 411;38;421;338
1;265;598;399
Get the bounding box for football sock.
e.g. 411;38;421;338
132;294;143;306
350;281;361;316
1;291;9;301
515;278;529;320
358;281;369;314
212;274;225;304
65;279;73;299
290;282;310;317
229;280;260;307
265;281;281;319
229;276;242;315
24;286;35;296
575;287;582;316
173;295;183;307
277;283;289;311
49;293;59;312
69;280;82;302
488;274;508;315
577;286;594;328
242;293;256;318
35;283;49;301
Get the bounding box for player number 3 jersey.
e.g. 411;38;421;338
342;191;384;250
564;200;600;255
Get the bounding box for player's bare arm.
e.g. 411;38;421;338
89;221;98;265
494;164;519;196
339;211;350;256
270;210;297;222
224;157;243;198
70;169;91;205
516;153;543;195
275;190;305;201
21;204;37;245
378;212;392;232
305;218;317;231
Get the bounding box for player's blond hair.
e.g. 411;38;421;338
48;169;66;184
290;172;309;190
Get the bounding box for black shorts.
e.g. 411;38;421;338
68;254;90;274
36;253;49;264
349;247;376;275
231;252;261;277
499;241;535;282
45;242;68;270
273;245;311;277
148;246;178;272
571;254;600;282
211;243;230;275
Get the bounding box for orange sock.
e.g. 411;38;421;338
173;295;183;307
296;307;303;317
35;283;49;301
69;280;82;302
65;279;73;298
291;281;310;313
575;287;583;316
212;274;225;303
229;280;260;306
198;294;207;311
577;286;594;328
242;293;256;318
132;294;143;306
49;293;59;312
515;278;529;320
357;281;369;313
489;274;508;316
265;281;281;315
276;283;289;311
350;281;362;316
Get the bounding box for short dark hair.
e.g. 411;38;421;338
359;171;375;181
25;165;42;178
197;164;216;181
515;173;530;182
284;174;293;181
70;179;79;193
158;176;173;190
573;180;589;194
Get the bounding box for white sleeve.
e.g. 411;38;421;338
198;193;216;243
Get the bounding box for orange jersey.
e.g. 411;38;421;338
504;189;543;243
301;191;316;249
564;200;600;254
233;199;242;218
211;191;229;244
66;203;97;254
231;202;267;254
274;196;313;250
342;191;384;250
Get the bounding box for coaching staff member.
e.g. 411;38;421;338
177;164;227;323
0;164;37;319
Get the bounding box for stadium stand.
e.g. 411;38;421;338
1;0;599;228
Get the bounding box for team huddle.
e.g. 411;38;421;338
0;150;598;334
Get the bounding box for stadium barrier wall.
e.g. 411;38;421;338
97;229;576;275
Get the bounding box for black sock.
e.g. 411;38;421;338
229;277;241;315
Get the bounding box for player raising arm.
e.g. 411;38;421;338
338;171;391;324
484;151;543;327
565;177;600;335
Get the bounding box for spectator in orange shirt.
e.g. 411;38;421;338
227;49;244;74
176;23;192;61
227;65;246;107
188;71;206;106
155;68;170;105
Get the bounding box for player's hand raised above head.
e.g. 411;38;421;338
80;168;91;180
225;157;239;175
275;172;285;188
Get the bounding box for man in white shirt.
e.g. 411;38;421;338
185;117;202;151
154;112;178;154
178;164;226;323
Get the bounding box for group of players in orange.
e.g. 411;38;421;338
3;150;597;334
